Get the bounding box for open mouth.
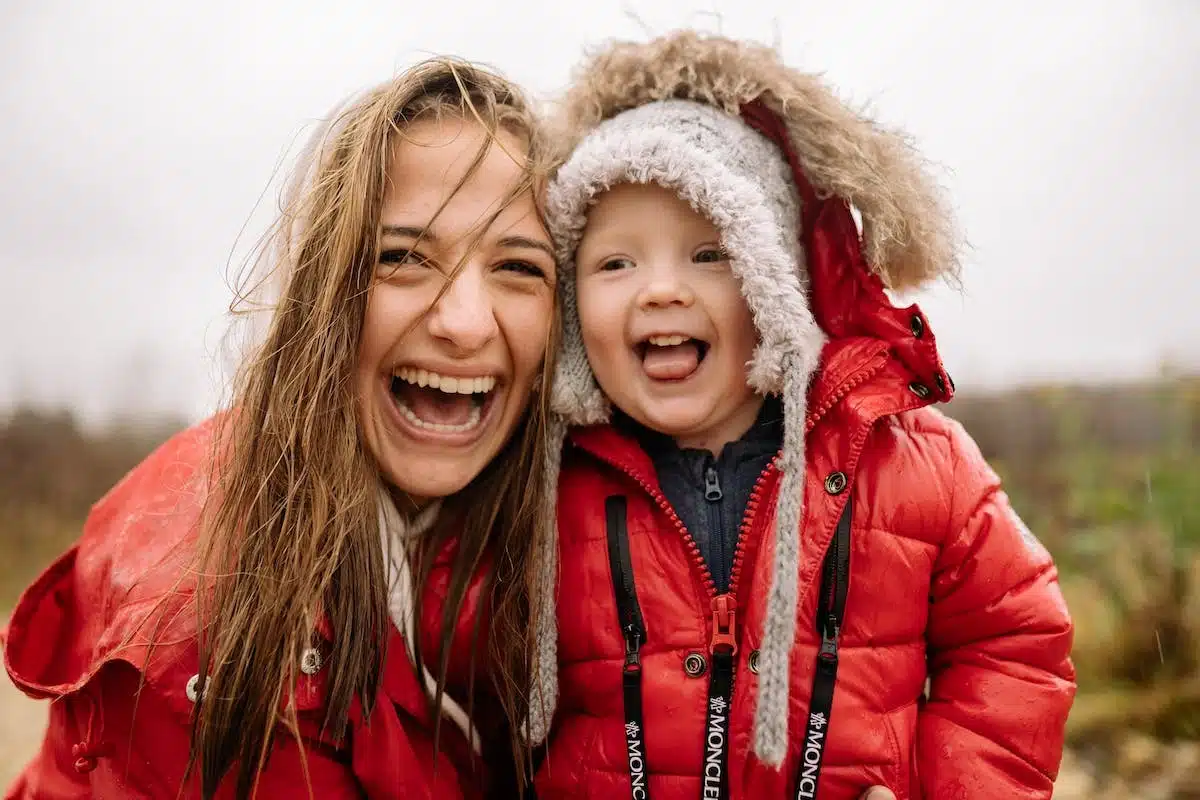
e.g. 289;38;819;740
636;334;710;382
389;367;497;434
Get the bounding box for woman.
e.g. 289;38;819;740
2;56;559;798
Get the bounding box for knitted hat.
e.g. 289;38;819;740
548;99;825;420
527;31;959;765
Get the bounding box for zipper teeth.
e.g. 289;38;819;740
598;457;718;597
727;460;777;599
822;545;838;618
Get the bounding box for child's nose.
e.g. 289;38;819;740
637;261;695;309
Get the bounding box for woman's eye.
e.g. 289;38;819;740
598;257;634;272
693;247;727;264
498;260;547;279
380;249;424;265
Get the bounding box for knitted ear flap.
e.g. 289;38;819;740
524;413;567;744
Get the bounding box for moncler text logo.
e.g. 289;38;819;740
702;696;729;799
795;714;828;799
625;721;647;799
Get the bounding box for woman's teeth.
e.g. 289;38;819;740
394;367;496;395
397;401;482;433
391;367;494;433
647;334;690;347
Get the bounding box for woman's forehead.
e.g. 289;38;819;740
382;117;544;243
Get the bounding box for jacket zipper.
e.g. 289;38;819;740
605;496;652;800
703;460;726;592
809;356;884;673
608;497;646;672
591;452;778;662
816;498;852;670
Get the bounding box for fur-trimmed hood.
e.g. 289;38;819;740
549;30;959;292
528;30;960;768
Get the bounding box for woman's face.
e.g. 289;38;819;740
357;116;556;507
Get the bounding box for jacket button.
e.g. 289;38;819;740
909;313;925;338
185;673;205;704
300;647;324;676
748;649;761;674
824;472;848;495
683;651;707;678
71;743;99;774
908;381;931;399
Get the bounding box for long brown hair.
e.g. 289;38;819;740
191;58;555;797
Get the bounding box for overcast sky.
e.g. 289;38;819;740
2;1;1197;424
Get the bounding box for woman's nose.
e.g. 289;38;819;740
426;269;500;354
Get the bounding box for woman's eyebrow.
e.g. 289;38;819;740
380;224;433;241
497;235;554;259
381;226;552;259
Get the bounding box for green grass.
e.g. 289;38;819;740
945;377;1200;745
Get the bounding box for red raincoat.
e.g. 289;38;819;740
2;417;489;799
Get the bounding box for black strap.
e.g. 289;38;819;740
701;648;734;799
795;498;854;800
603;494;854;800
605;496;651;800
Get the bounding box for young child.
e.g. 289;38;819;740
526;32;1075;800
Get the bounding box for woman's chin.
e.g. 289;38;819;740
379;456;477;507
369;409;511;505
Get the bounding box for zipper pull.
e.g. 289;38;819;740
818;613;840;670
623;624;643;674
704;465;723;501
709;594;738;655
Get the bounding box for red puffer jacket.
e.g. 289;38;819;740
2;417;492;799
534;33;1075;799
536;337;1076;800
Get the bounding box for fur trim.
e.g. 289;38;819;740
547;100;826;426
550;30;959;291
378;495;481;755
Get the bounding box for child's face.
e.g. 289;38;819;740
575;182;763;453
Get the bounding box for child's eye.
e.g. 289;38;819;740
598;257;634;272
693;247;727;264
498;260;547;279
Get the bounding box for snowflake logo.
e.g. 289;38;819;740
710;696;728;714
809;712;827;730
625;721;641;737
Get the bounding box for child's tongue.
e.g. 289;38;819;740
641;342;701;381
393;382;475;426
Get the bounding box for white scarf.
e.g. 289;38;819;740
379;493;481;755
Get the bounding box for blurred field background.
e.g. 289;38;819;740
2;377;1199;797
